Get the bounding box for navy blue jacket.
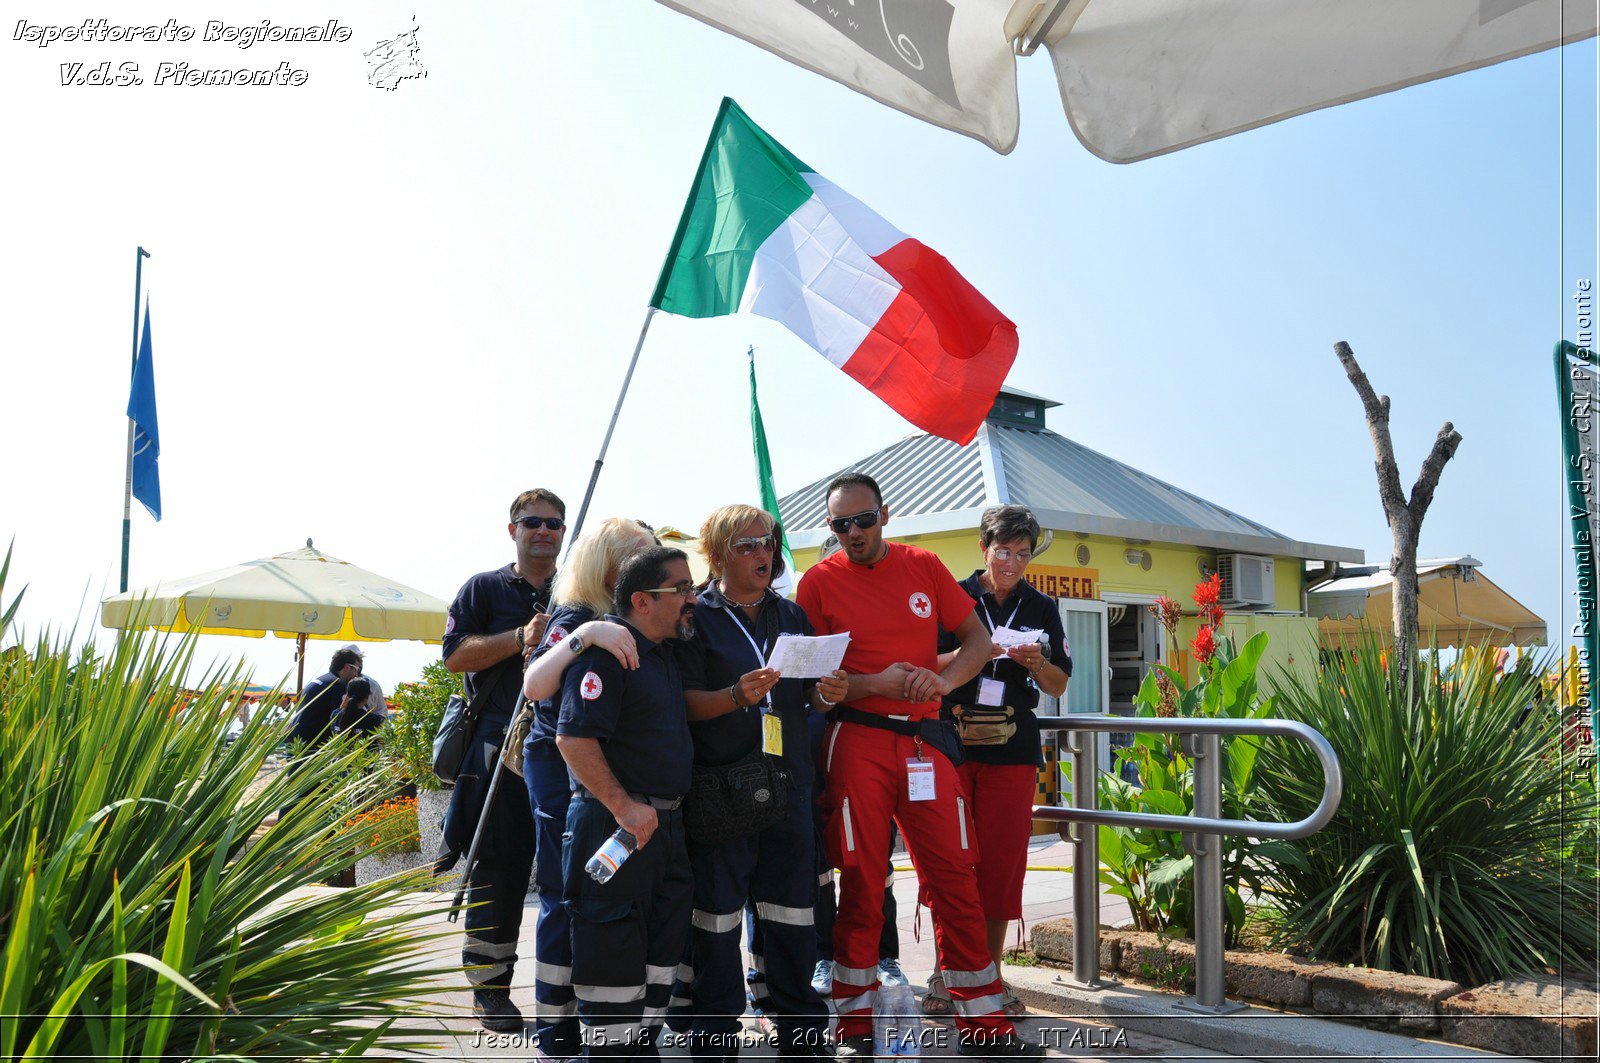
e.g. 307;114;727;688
675;584;818;788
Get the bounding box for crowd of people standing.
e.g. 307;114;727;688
433;476;1070;1061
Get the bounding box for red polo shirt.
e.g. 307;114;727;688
796;542;974;720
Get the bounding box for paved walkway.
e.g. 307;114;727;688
402;835;1175;1060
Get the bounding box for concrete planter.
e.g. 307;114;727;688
1439;978;1599;1062
1311;967;1464;1032
354;846;434;886
417;786;450;866
1027;916;1595;1054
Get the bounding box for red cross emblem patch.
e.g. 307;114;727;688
909;592;932;619
580;672;603;700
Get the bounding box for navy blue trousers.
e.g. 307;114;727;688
565;794;693;1060
525;745;578;1056
441;715;534;993
678;785;828;1063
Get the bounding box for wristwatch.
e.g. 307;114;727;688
567;633;585;655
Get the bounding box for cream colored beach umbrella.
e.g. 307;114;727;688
654;0;1595;159
100;540;448;690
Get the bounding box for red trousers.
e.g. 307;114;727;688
957;761;1039;921
822;720;1013;1039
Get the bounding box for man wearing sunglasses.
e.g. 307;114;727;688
796;474;1042;1060
557;546;698;1059
441;487;567;1033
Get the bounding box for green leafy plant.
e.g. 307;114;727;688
1069;630;1274;946
1138;958;1194;992
380;660;463;791
1256;635;1600;983
0;562;461;1060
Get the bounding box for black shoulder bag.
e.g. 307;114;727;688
431;665;510;786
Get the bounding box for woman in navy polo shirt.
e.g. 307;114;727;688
927;505;1070;1018
518;515;657;1061
673;504;847;1063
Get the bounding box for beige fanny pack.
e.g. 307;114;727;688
950;703;1017;746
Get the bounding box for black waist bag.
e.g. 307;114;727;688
833;705;966;766
684;749;793;846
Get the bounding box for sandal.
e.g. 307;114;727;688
920;970;953;1016
1000;980;1027;1017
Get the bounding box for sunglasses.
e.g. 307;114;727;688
731;534;776;557
827;509;881;535
642;582;697;599
990;547;1033;563
515;516;566;531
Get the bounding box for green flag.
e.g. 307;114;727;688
1556;340;1599;742
749;348;796;594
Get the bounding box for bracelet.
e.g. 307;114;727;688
516;626;525;646
729;684;743;708
816;690;837;709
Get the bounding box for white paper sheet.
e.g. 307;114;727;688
765;632;850;678
990;626;1045;650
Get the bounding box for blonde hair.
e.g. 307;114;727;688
552;517;657;615
698;504;782;580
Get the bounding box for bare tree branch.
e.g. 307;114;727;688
1335;341;1407;517
1408;420;1463;524
1336;341;1462;696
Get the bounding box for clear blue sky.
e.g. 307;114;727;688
0;0;1593;688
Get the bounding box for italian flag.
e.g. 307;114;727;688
651;98;1017;446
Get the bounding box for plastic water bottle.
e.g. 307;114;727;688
874;982;922;1058
585;829;637;884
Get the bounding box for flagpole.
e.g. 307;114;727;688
565;307;657;552
120;246;150;593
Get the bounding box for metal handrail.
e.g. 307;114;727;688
1031;714;1343;1014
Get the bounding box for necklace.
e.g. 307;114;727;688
720;583;766;609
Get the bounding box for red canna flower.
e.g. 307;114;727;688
1193;573;1223;610
1191;624;1217;665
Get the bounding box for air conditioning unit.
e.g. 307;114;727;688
1216;553;1275;608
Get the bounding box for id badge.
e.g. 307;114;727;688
977;677;1006;707
906;758;936;801
762;711;783;757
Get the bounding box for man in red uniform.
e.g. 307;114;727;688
797;473;1042;1061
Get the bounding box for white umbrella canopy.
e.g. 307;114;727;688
1308;556;1547;648
101;542;448;643
100;542;449;688
655;0;1596;159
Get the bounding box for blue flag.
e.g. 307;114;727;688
127;303;161;521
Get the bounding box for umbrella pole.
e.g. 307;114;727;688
296;633;307;694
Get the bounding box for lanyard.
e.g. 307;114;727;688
724;594;771;711
978;595;1023;679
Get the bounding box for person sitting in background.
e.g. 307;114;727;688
337;676;385;738
289;645;363;756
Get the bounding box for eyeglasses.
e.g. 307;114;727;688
731;534;776;557
515;516;566;531
990;547;1033;563
642;582;697;598
827;509;881;535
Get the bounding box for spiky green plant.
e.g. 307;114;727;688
0;564;463;1059
1255;636;1599;983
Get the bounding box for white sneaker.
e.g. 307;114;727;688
877;957;908;988
811;959;834;994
